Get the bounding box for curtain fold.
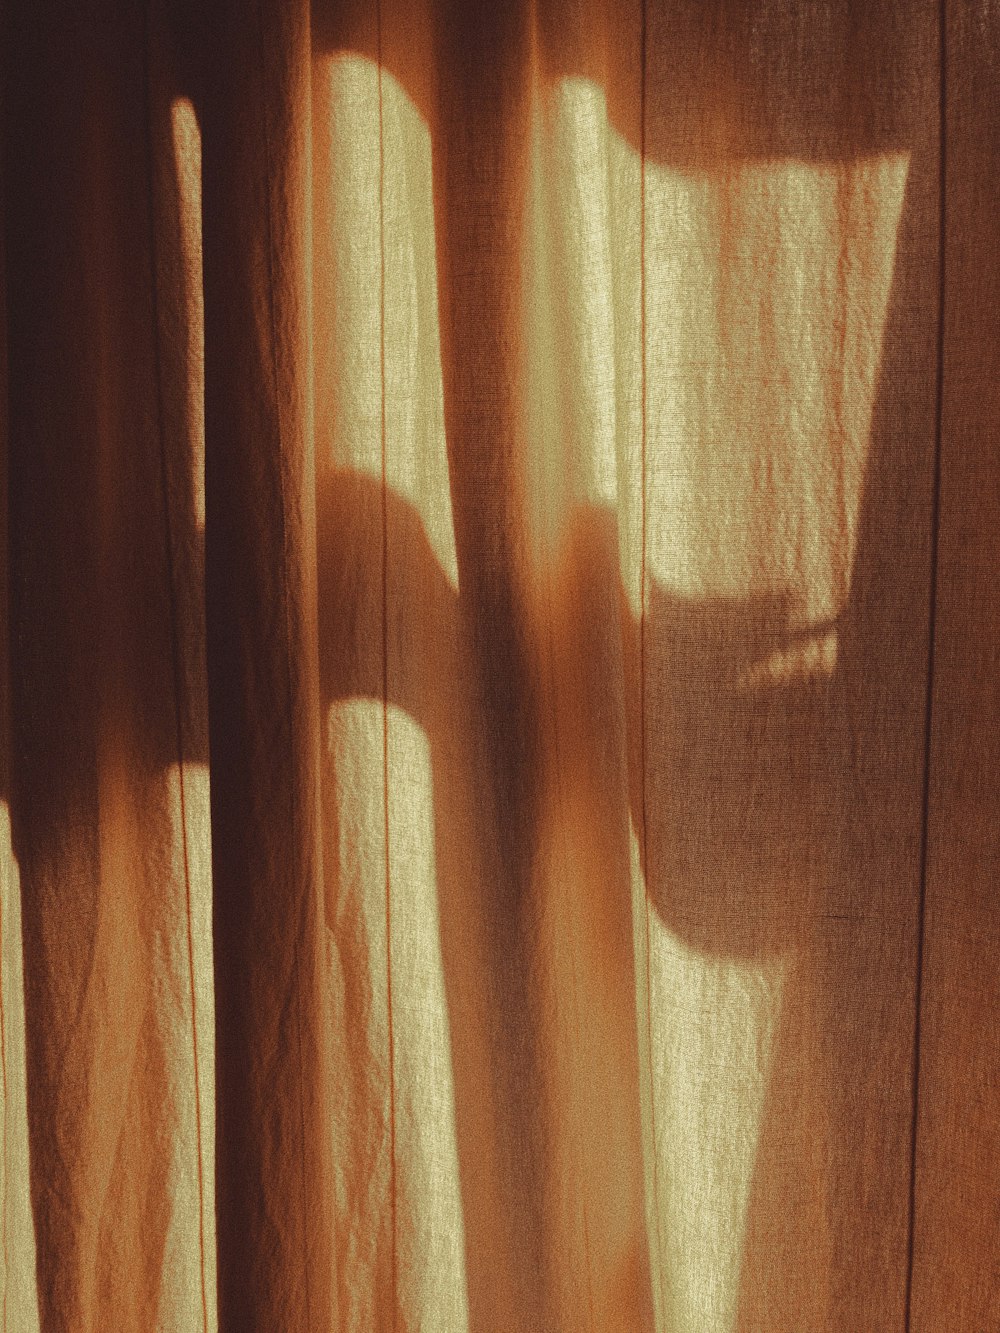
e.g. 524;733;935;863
2;0;998;1330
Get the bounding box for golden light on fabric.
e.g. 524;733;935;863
169;98;206;534
4;0;994;1327
0;806;39;1333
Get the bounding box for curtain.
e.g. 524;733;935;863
2;0;998;1328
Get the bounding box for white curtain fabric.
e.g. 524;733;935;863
2;0;998;1329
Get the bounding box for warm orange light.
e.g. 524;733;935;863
170;97;206;534
0;803;40;1332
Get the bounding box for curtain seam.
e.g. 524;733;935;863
637;0;666;1318
904;0;948;1327
252;2;315;1326
375;4;400;1326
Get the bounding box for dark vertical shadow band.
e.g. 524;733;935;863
251;0;314;1324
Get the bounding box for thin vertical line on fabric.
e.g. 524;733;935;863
904;1;947;1326
139;7;209;1328
375;4;399;1325
253;2;314;1325
637;0;665;1309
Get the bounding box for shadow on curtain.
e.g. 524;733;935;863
3;1;997;1331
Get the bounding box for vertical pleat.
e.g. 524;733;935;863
199;0;333;1328
428;3;553;1325
1;1;997;1328
3;0;214;1328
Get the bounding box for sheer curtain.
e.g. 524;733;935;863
2;0;998;1329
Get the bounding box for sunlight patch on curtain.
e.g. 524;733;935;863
523;76;621;569
0;805;39;1333
640;843;788;1333
160;763;216;1333
323;701;466;1331
169;97;206;535
312;54;458;592
642;149;911;660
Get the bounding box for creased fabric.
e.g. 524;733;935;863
1;0;998;1329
